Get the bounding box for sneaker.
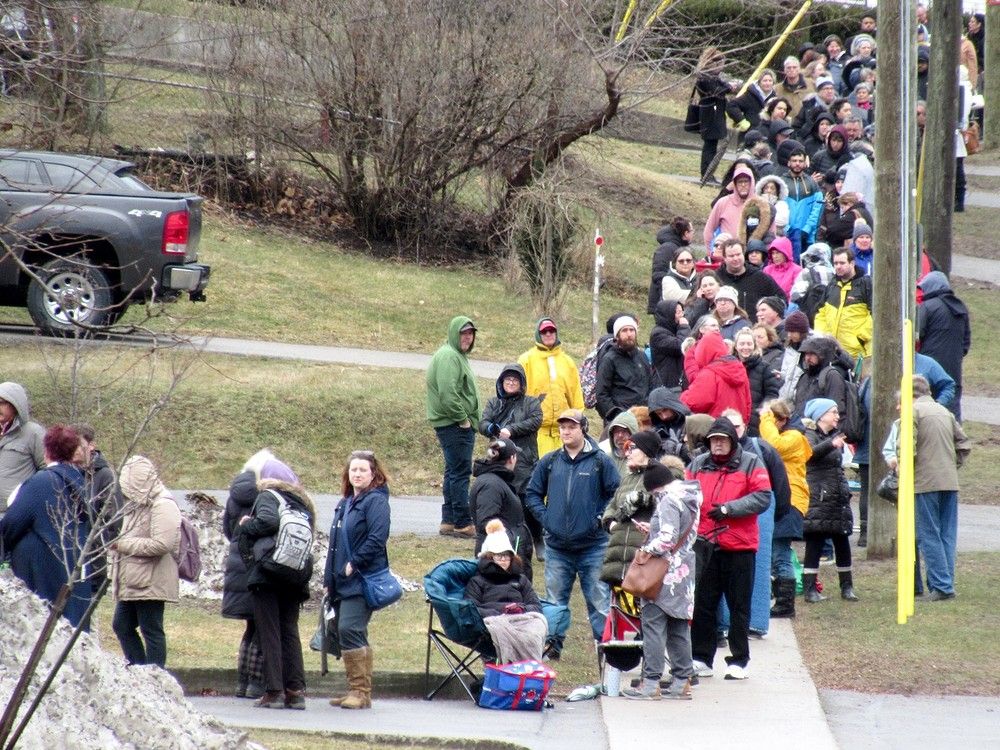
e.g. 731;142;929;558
724;664;749;681
438;523;455;536
664;678;693;700
622;679;661;701
255;690;285;708
924;590;956;601
748;629;768;639
450;524;476;538
284;690;306;710
245;681;265;700
692;660;713;678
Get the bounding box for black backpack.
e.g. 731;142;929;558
820;367;867;445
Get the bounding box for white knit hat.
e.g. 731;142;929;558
612;315;638;338
715;285;739;304
480;519;514;556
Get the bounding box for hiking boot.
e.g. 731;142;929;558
803;573;827;603
284;689;306;710
770;578;796;618
839;571;859;601
692;660;713;678
439;523;455;536
622;678;661;700
664;678;693;700
450;524;476;539
255;690;284;708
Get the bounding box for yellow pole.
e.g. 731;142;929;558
643;0;676;29
897;320;915;624
734;0;814;100
615;0;640;43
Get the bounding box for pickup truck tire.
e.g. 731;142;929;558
27;258;115;335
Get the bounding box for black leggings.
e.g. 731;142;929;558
803;532;852;571
701;138;720;179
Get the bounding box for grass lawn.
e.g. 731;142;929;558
794;551;1000;695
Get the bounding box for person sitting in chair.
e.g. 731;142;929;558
465;520;547;662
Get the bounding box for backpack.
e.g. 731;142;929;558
175;516;202;583
260;489;314;586
820;367;867;445
798;267;828;326
579;336;613;408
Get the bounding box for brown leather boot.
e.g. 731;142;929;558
340;647;371;709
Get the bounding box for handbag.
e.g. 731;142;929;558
341;516;403;610
683;85;701;133
621;511;697;600
876;470;899;504
963;122;981;155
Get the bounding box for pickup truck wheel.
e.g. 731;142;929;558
27;259;114;336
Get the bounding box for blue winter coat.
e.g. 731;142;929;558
324;484;391;602
524;438;620;552
0;463;92;627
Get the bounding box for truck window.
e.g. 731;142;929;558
0;158;44;189
40;163;99;193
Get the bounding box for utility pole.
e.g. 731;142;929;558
869;0;915;560
919;1;961;273
986;2;1000;148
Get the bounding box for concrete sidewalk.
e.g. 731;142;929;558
601;619;836;749
190;695;607;750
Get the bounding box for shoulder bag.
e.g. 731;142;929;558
621;510;697;600
683;86;701;133
341;509;402;610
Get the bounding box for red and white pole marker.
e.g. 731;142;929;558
592;228;605;345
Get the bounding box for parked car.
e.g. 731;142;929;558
0;149;209;334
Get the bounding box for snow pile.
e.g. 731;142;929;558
0;574;261;750
179;496;421;601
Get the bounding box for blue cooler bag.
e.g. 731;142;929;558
478;660;556;711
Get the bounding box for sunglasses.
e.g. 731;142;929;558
676;257;694;264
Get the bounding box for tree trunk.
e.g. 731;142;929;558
986;4;1000;149
869;0;916;560
919;0;961;273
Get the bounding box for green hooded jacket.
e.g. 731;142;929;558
426;316;481;428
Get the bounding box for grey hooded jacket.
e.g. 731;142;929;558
0;382;45;510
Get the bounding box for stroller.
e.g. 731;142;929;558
598;587;643;681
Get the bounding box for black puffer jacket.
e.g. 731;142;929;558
647;226;693;313
647;386;691;462
464;556;542;618
595;344;659;420
742;353;781;435
469;461;533;569
222;470;257;618
803;426;852;535
760;341;785;374
478;363;543;494
649;301;690;389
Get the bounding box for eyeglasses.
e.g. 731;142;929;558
676;257;694;264
350;450;375;460
491;552;512;561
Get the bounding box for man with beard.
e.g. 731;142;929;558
687;416;771;681
781;147;823;262
811;125;851;183
792;336;848;417
814;247;873;360
716;238;786;323
595;316;659;430
703;164;756;253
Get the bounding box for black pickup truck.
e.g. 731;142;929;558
0;149;210;334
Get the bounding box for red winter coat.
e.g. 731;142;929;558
687;447;772;551
680;334;752;423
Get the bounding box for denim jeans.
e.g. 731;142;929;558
718;497;774;634
692;549;755;669
915;490;958;595
543;541;610;642
771;538;794;580
113;600;167;667
434;424;475;527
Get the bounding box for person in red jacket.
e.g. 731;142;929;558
680;332;752;424
686;417;771;681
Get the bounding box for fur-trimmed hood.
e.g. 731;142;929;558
258;478;316;528
739;196;776;244
756;175;789;201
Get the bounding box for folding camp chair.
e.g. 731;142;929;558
424;558;571;702
598;587;643;676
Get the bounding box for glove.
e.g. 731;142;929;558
707;504;728;522
737;118;751;133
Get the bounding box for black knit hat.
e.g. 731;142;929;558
643;462;674;492
630;430;662;460
758;295;786;317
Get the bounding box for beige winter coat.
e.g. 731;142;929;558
113;456;181;603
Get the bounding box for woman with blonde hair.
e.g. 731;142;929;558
758;400;811;617
733;329;781;435
324;449;392;710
